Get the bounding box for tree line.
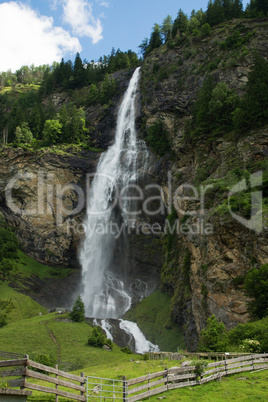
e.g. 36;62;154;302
41;49;140;95
139;0;268;57
0;49;140;91
0;48;140;147
0;64;49;89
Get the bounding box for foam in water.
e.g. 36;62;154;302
119;320;160;354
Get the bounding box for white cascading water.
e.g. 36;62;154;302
80;67;141;319
80;67;159;352
119;320;159;354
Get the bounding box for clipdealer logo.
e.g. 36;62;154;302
4;169;264;235
228;171;263;234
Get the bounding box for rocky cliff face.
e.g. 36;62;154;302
0;146;100;266
139;18;268;350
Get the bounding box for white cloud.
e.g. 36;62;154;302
96;0;110;7
62;0;103;44
0;2;81;72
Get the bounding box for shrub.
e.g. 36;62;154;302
34;353;57;367
228;317;268;353
244;264;268;319
0;314;7;328
198;315;228;352
0;220;19;281
120;346;133;354
31;353;57;373
194;359;208;379
88;326;112;349
143;353;149;361
146;121;171;156
239;339;261;353
199;23;211;38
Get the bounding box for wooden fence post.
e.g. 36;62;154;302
251;354;254;371
224;354;228;376
21;354;28;390
165;367;169;390
80;372;85;399
123;376;127;402
55;364;58;402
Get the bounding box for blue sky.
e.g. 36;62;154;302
0;0;249;72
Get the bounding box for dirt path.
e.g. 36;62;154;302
45;321;61;362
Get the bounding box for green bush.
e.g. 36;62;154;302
120;346;133;354
143;353;149;361
88;326;106;347
228;317;268;353
31;353;57;373
0;218;19;281
88;326;112;349
244;264;268;319
199;23;211;38
198;315;228;352
239;339;261;353
194;359;208;379
146;121;171;156
34;353;56;367
0;314;7;328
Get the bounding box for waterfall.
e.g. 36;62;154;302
80;67;143;319
119;320;159;354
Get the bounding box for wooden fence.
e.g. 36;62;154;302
148;351;253;361
1;353;267;401
0;351;24;360
125;353;268;402
0;354;86;401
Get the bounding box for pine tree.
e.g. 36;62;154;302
207;0;225;26
193;75;215;135
58;105;70;142
172;9;189;38
148;24;163;52
256;0;268;14
70;295;85;322
233;55;268;129
161;15;173;42
138;38;149;58
73;53;87;88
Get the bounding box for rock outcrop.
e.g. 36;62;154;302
0;146;100;266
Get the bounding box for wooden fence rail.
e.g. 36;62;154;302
148;351;253;361
0;350;24;360
0;354;86;401
126;353;268;402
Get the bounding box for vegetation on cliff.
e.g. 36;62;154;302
139;0;268;58
0;50;140;147
139;12;268;349
0;214;19;283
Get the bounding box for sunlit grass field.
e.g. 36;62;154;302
0;284;267;401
